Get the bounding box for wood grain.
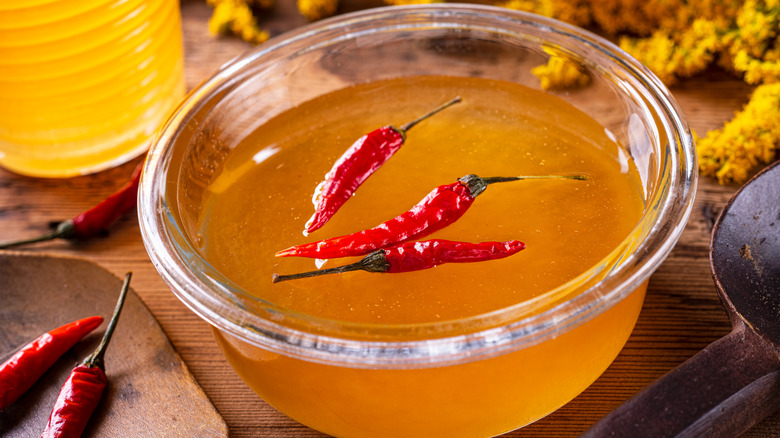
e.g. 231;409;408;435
0;1;777;436
0;253;227;437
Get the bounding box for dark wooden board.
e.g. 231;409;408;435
0;253;227;437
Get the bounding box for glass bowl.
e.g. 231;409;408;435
139;5;696;437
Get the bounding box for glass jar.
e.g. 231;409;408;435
0;0;185;177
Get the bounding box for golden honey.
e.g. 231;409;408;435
0;0;185;177
198;76;647;437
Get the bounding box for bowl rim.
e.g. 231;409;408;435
138;3;697;368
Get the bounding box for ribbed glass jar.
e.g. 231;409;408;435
0;0;185;177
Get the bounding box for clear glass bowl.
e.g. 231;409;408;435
139;5;696;437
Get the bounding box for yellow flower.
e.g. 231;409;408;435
619;18;722;85
498;0;555;17
207;0;270;44
735;1;777;57
498;0;590;26
531;53;590;90
498;0;780;183
298;0;338;21
697;82;780;184
208;1;235;36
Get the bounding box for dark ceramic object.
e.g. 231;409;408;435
582;160;780;438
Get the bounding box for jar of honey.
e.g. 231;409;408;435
0;0;185;177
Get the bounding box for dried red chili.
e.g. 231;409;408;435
277;173;586;259
41;366;107;438
41;272;131;438
305;97;462;234
0;162;142;250
0;316;103;411
273;239;525;283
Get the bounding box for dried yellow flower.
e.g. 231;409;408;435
498;0;556;17
207;0;270;45
697;82;780;184
498;0;590;26
619;18;722;85
208;1;235;36
298;0;338;21
725;0;780;84
532;53;590;90
500;0;779;184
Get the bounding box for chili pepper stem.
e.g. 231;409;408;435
0;221;75;250
481;174;589;184
460;173;589;197
83;272;131;370
273;251;389;283
398;97;462;133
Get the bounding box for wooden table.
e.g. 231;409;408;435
1;2;777;436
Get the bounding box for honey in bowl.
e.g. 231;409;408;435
197;75;647;436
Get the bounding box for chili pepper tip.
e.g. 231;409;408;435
0;315;104;411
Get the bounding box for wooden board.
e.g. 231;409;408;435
0;253;227;437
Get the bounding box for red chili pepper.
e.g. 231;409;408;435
0;162;143;250
41;272;131;438
0;316;103;411
305;97;462;234
277;173;587;259
272;239;525;283
40;365;107;438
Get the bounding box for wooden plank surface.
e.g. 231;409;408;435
0;1;777;436
0;254;227;437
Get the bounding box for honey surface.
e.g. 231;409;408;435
198;76;644;325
